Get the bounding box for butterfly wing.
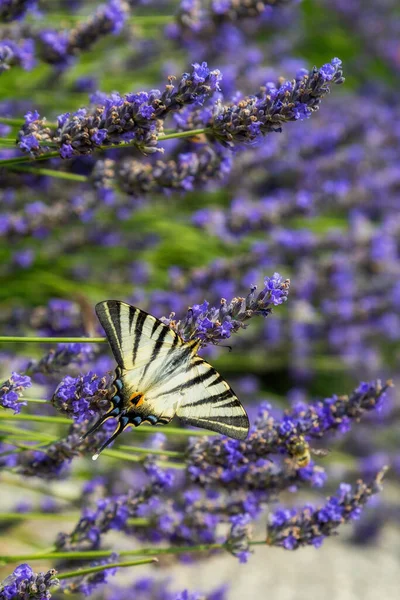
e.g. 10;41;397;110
96;300;197;424
176;358;249;440
95;300;180;371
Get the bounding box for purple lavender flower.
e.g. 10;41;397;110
51;371;112;423
18;63;222;156
56;469;172;551
0;564;58;599
0;39;35;72
225;513;252;562
163;273;290;344
26;343;95;376
186;380;391;482
208;59;344;146
61;554;119;596
266;468;387;549
91;144;232;197
0;0;36;22
37;1;129;67
0;371;31;413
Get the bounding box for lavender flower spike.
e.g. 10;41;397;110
266;468;388;550
0;0;36;22
0;564;58;600
0;371;31;414
186;380;391;485
18;62;222;157
38;0;129;68
164;273;290;344
209;59;344;147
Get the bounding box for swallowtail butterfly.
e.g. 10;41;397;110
83;300;249;459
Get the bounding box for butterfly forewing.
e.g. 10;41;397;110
96;300;179;371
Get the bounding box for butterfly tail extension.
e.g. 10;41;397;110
92;415;130;460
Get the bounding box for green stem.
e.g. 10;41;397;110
0;152;60;167
0;118;25;127
22;398;48;404
0;512;78;521
0;423;55;442
56;557;157;581
0;473;77;501
0;413;72;425
0;413;216;436
0;336;106;343
0;543;228;563
117;445;184;458
0;129;209;168
8;165;88;182
0;513;148;523
158;128;208;141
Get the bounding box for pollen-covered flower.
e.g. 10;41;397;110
51;371;112;423
208;59;344;146
164;273;290;344
266;468;387;549
0;371;31;413
0;564;58;600
18;62;222;157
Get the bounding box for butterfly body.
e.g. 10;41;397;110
84;300;249;458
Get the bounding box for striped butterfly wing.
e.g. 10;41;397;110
96;300;197;424
95;300;180;371
176;358;249;440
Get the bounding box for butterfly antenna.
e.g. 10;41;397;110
219;344;232;352
92;417;128;461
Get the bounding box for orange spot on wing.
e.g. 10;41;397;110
129;393;144;407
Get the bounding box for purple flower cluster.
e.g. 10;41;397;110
0;0;36;22
208;59;344;146
225;513;252;563
56;465;173;551
186;380;391;485
14;419;116;478
27;342;95;376
163;273;290;344
0;371;31;413
61;554;119;596
0;38;35;72
51;371;112;423
266;468;387;549
174;0;298;39
91;144;232;198
18;62;222;157
0;564;58;600
38;0;129;68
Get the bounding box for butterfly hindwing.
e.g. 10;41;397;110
176;358;250;440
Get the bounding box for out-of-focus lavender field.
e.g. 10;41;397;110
0;1;399;599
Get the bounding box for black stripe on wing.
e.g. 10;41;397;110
176;358;249;440
132;309;146;365
139;325;170;384
188;389;234;407
179;414;249;440
95;301;127;367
